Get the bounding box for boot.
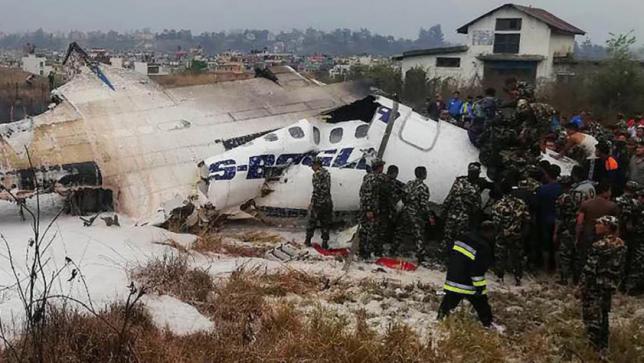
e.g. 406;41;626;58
322;240;329;249
304;239;312;247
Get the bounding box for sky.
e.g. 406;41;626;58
1;0;643;45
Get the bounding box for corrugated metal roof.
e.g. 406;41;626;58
393;45;469;60
457;3;585;35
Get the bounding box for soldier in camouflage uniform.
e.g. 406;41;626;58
624;188;644;294
383;165;404;249
555;176;578;284
491;180;531;285
579;215;625;352
441;162;483;263
586;120;613;145
305;157;333;249
392;167;431;261
358;158;387;259
516;101;557;149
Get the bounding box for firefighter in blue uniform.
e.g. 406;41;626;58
437;220;495;327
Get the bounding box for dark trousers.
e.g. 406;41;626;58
437;292;493;327
536;220;556;271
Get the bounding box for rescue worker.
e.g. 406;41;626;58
491;179;531;286
624;188;644;295
358;158;387;259
383;165;404;249
579;215;625;353
392;166;430;262
441;162;483;263
437;221;495;327
305;157;333;248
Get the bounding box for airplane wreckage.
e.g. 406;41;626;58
0;44;574;224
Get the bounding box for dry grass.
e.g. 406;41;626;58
132;254;214;302
192;232;275;257
229;231;283;244
6;258;644;362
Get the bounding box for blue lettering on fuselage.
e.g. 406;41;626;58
377;106;400;124
208;147;364;181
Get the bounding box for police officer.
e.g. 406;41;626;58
437;221;495;327
305;157;333;249
359;158;387;259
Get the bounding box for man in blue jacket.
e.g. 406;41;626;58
448;91;464;122
437;220;495;327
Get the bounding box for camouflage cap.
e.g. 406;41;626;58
468;162;482;172
371;158;385;167
596;215;619;229
311;157;323;166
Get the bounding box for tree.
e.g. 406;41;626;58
588;32;644;115
345;64;402;96
415;25;445;49
402;67;428;110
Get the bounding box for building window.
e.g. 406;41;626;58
494;34;521;54
436;57;461;68
288;126;305;139
355;124;369;139
495;18;522;31
329;127;343;144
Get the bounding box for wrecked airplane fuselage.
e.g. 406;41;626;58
200;96;485;215
0;61;370;219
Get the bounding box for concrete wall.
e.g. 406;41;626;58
400;51;478;86
133;62;148;75
21;55;52;76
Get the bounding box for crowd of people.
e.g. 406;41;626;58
304;79;644;354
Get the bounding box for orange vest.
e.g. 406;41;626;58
605;157;618;171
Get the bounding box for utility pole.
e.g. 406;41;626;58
377;94;399;159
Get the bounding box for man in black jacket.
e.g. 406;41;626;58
437;221;495;327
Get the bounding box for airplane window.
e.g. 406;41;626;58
355;124;369;139
329;128;343;144
313;127;320;145
288;126;305;139
264;133;278;142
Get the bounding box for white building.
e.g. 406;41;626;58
133;61;169;76
395;3;585;88
21;54;53;76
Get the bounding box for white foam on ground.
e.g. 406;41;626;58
142;295;215;335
